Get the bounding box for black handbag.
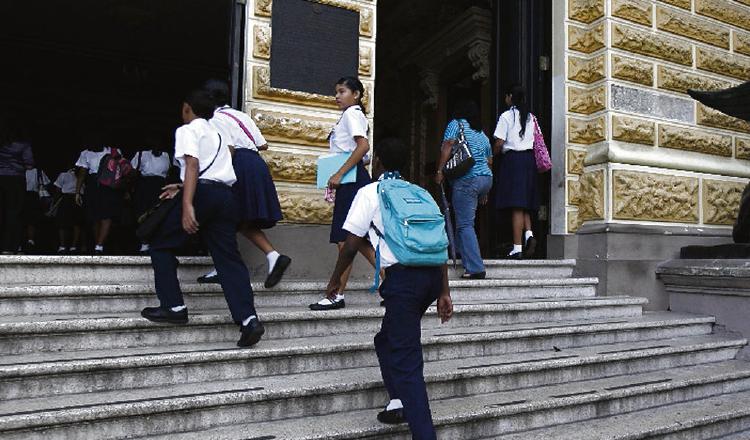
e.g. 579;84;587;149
442;121;475;179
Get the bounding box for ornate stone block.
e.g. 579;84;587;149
568;149;586;175
738;138;750;160
611;84;695;123
255;0;272;17
359;46;373;76
568;55;606;84
656;6;730;49
657;66;732;94
579;170;606;221
658;0;691;10
703;179;745;225
612;115;656;145
697;104;750;133
569;23;606;54
697;47;750;81
568;210;582;233
613;0;653;26
613;171;699;222
568;179;582;205
696;0;750;31
359;7;374;37
612;23;693;66
611;55;654;86
261;151;317;184
252;65;339;109
253;25;271;60
569;116;607;145
569;0;605;23
734;31;750;57
278;190;333;225
568;85;606;115
252;109;336;147
658;124;733;157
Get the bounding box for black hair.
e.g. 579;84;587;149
374;137;408;172
506;84;530;139
203;79;230;107
184;89;216;120
336;76;367;114
452;99;482;132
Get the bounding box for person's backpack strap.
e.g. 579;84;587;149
198;133;223;178
370;212;383;293
217;109;257;146
136;151;143;172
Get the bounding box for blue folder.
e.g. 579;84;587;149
316;153;357;189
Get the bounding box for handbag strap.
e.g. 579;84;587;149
217;109;257;146
198;133;223;178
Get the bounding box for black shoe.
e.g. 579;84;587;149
238;318;265;347
377;408;405;425
197;273;220;284
461;271;486;280
94;248;105;255
523;236;537;259
309;297;345;311
264;255;291;288
380;300;385;307
504;252;522;260
140;306;188;324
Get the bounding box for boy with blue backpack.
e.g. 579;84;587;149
326;138;453;439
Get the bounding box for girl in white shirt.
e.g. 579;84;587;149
54;168;84;253
21;167;50;252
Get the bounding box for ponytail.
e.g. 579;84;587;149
336;76;367;114
507;85;530;139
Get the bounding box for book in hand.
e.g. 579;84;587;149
316;153;357;189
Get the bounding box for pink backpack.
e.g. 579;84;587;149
532;115;552;173
97;148;133;189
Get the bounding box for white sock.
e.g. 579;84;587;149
386;399;403;411
140;244;150;252
204;268;218;278
266;251;280;274
242;315;257;326
70;247;77;252
509;245;522;255
95;245;104;252
317;294;344;305
58;246;66;252
525;230;534;241
27;240;35;246
171;305;187;312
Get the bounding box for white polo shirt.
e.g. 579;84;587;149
329;105;368;154
75;148;123;174
174;118;236;186
210;106;267;151
493;107;535;153
342;180;398;269
54;170;79;194
25;168;50;192
131;150;172;178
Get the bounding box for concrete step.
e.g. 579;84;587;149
0;297;647;355
1;328;739;400
0;277;598;316
0;255;578;286
9;360;748;440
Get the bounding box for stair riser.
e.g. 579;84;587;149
0;305;645;355
652;417;750;440
3;375;749;440
448;267;574;279
0;286;597;316
0;265;211;286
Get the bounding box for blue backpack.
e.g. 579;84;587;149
371;174;449;290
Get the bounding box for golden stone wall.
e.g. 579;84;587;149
564;0;750;233
247;0;376;224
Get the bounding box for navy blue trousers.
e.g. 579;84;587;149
149;183;257;324
375;264;442;440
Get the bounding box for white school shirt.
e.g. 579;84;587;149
493;107;535;153
342;180;398;269
75;147;123;174
25;168;50;192
174;118;236;186
130;150;172;178
329;105;368;154
210;106;267;151
54;170;79;194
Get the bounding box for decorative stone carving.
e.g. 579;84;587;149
579;170;605;221
569;0;605;23
612;0;653;26
611;84;694;123
703;179;746;225
568;55;606;84
468;41;491;82
656;6;730;49
255;0;272;17
612;115;656;146
252;0;373;38
738;138;750;160
568;210;582;233
568;23;606;54
569;116;606;145
253;66;338;109
657;66;732;94
735;31;750;57
253;25;271;60
568;179;582;205
658;124;733;157
696;0;750;31
659;0;691;9
613;171;699;223
359;46;373;76
252;110;335;147
278;191;333;225
419;70;440;109
612;23;693;66
261;151;317;184
697;47;750;81
611;55;654;86
568;85;606;115
697;104;750;133
359;7;374;37
568;149;586;175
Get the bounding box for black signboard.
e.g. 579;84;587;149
270;0;359;96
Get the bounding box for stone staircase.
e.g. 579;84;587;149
0;256;749;439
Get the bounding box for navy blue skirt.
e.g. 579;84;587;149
494;149;540;211
134;176;166;218
232;149;282;229
330;162;371;244
84;174;124;222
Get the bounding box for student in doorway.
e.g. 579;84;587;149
0;123;34;254
21;166;51;253
312;76;377;311
493;85;539;259
53;167;84;254
140;89;264;348
325;138;453;439
199;80;291;288
131;145;173;254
